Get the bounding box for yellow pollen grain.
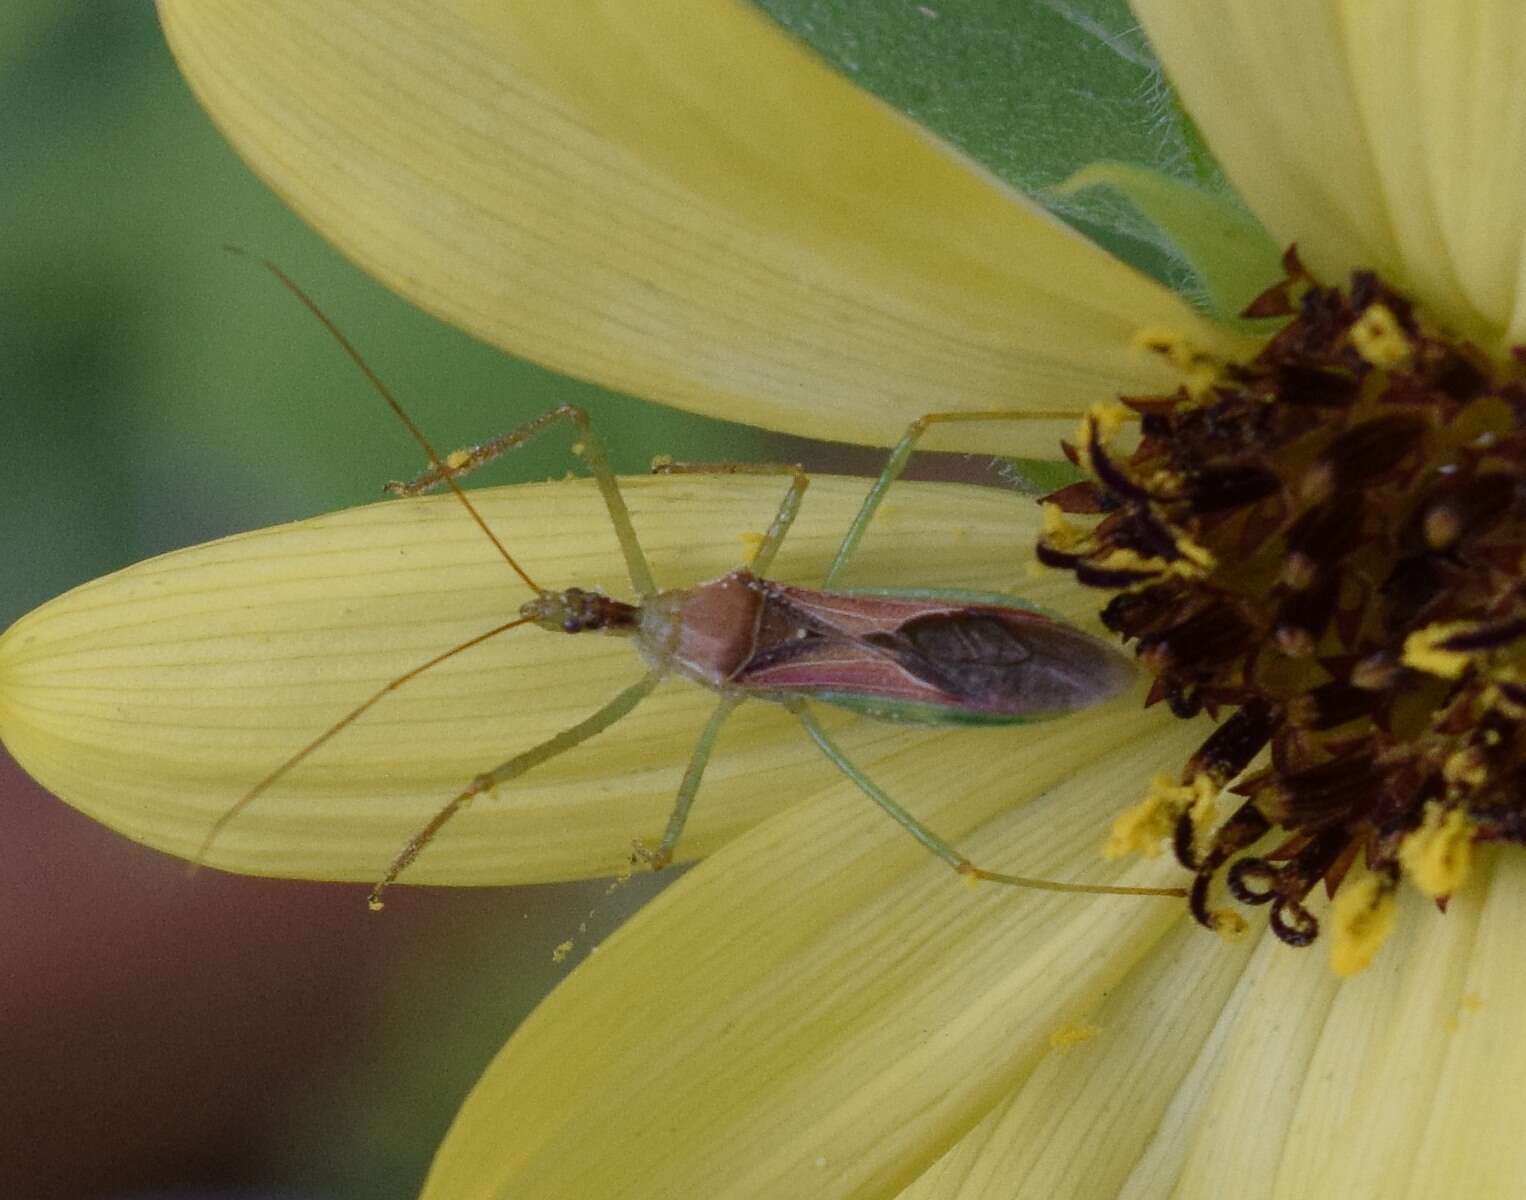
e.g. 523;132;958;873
1399;802;1475;897
1076;403;1128;472
1096;547;1171;577
551;939;575;964
1048;1021;1102;1050
1403;621;1483;679
1186;772;1219;841
1041;501;1092;553
1105;773;1203;859
1349;303;1412;368
1131;326;1220;398
738;530;767;564
1445;992;1487;1034
1150;466;1184;493
1131;326;1199;371
1090;538;1213;583
1174;532;1217;573
1132;326;1187;359
1092;543;1213;584
1329;870;1397;976
1443;746;1488;791
446;448;472;470
1104;796;1173;859
650;453;674;471
1211;909;1248;941
1182;364;1220;400
1487;672;1526;719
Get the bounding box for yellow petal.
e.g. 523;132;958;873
1395;4;1526;347
0;474;1103;885
1134;1;1520;348
901;918;1259;1198
1398;852;1526;1199
1132;3;1399;297
1115;922;1338;1196
909;859;1526;1198
1337;2;1525;347
421;717;1195;1199
157;0;1234;448
1274;852;1504;1198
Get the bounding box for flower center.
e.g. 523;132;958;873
1038;249;1526;973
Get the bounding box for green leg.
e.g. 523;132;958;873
197;616;530;869
367;668;664;910
390;404;657;597
653;460;810;576
824;409;1081;587
789;702;1185;898
635;694;743;871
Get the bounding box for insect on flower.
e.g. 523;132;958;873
207;255;1188;912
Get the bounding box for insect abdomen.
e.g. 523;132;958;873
738;585;1134;723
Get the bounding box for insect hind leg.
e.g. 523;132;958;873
367;668;664;910
788;700;1185;900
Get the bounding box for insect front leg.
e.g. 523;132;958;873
825;409;1083;587
652;460;809;576
389;403;658;596
367;668;664;911
788;701;1185;900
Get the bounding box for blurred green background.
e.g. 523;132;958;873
2;6;769;1198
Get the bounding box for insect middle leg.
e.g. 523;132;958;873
633;694;744;872
824;409;1082;587
622;460;809;870
389;403;658;597
652;459;810;575
367;668;664;910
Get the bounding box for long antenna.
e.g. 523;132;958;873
225;246;543;595
194;615;532;867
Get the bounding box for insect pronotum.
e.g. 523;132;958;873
209;255;1186;911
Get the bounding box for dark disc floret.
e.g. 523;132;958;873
1040;248;1526;972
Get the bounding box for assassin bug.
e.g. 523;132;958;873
208;256;1186;910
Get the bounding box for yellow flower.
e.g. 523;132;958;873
4;2;1526;1197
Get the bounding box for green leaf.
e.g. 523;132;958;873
1053;162;1284;325
752;0;1274;302
1003;456;1085;496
